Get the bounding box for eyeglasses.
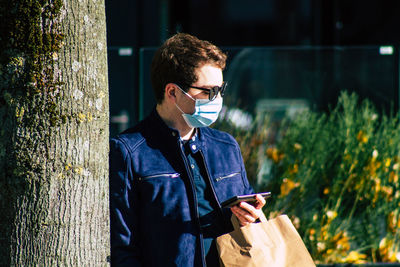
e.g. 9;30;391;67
180;82;227;101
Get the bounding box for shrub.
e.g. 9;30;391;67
216;92;400;263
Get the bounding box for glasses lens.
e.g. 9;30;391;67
210;87;218;100
209;83;227;100
220;83;226;97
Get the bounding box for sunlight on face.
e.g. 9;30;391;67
188;64;223;99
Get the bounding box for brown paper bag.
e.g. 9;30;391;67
216;215;316;267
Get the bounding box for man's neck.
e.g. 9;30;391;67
156;104;195;140
180;128;196;140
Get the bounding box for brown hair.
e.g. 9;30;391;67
151;33;227;104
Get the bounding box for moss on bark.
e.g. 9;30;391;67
0;0;65;180
1;0;110;265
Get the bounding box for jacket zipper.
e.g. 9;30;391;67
199;150;222;209
177;140;206;266
138;173;179;181
215;172;240;182
199;150;234;236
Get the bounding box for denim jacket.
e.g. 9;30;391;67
109;109;254;266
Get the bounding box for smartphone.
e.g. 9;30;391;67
221;192;271;208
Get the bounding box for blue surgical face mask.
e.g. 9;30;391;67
175;85;223;128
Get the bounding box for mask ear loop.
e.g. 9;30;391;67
173;84;191;115
175;102;186;114
174;84;196;102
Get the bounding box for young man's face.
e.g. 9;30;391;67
176;64;223;114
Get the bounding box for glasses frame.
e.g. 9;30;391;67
180;82;227;101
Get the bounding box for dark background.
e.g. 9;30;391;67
105;0;400;137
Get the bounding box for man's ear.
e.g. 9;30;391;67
165;83;177;102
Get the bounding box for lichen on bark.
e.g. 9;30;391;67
0;2;66;264
0;0;110;265
0;0;65;194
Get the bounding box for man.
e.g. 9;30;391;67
110;33;266;266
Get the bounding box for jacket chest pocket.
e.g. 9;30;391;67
212;171;245;198
215;172;241;182
137;173;184;195
137;172;191;220
138;173;180;181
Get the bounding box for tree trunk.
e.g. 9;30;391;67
0;0;110;265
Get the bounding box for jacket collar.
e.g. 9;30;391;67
146;108;204;152
149;108;181;140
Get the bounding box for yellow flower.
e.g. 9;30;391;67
326;210;337;222
320;226;329;241
374;178;381;193
385;158;392;167
379;237;400;262
379;237;390;258
280;178;299;196
334;231;350;252
294;143;302;150
389;171;399;183
289;163;299;174
381;186;393;197
366;159;381;176
317;242;326;252
266;147;283;163
343;251;367;263
393;163;399;170
388;212;396;233
323;187;330;195
357;130;368;144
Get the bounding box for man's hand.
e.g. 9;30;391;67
230;194;267;226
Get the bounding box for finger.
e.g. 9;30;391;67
239;202;259;219
254;194;266;209
231;207;249;226
231;206;256;224
231;206;249;221
236;204;259;223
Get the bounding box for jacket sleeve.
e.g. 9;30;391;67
109;138;142;266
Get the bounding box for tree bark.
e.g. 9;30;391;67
0;0;110;266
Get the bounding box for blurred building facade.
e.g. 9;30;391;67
106;0;400;136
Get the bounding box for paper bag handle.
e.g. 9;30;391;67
230;215;241;230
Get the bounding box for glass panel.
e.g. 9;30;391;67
108;46;136;137
138;46;398;122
